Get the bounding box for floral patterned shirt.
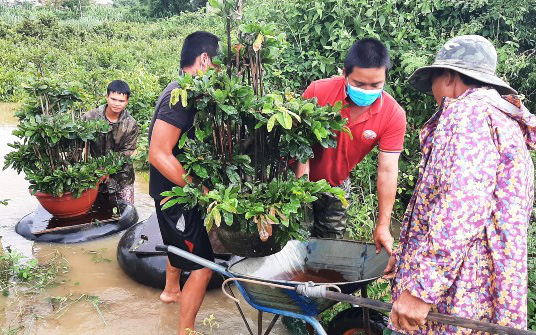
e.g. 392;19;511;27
390;88;535;334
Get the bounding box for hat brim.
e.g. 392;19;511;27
408;65;517;96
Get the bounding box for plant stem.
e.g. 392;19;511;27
218;119;225;162
258;52;264;96
254;128;258;181
226;16;232;78
227;119;232;159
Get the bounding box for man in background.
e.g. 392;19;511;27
84;80;139;205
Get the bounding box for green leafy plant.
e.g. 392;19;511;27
0;249;68;297
163;0;349;245
3;73;127;198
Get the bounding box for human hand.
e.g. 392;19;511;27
382;256;396;280
373;223;394;255
390;290;431;332
202;186;209;196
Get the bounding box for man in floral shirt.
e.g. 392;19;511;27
385;35;535;334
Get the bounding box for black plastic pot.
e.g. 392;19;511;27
213;222;283;258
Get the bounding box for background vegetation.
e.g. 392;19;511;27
0;0;534;329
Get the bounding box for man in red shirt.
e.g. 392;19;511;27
297;38;406;254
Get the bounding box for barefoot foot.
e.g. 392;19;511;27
160;290;181;303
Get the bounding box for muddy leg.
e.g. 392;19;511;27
160;258;181;303
177;267;212;335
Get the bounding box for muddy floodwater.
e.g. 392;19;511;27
0;103;292;334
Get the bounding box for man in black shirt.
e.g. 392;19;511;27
148;31;220;335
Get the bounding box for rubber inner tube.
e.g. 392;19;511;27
117;213;233;290
15;200;138;244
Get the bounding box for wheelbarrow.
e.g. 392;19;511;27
156;239;536;335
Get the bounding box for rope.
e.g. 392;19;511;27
221;278;341;304
295;281;341;298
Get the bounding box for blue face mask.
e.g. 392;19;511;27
347;83;382;107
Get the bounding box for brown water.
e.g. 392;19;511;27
0;103;291;334
272;268;347;283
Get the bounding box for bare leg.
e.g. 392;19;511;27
177;267;212;335
160;258;181;303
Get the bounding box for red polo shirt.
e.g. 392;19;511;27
304;76;406;186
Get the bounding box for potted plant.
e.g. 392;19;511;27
160;0;351;257
3;73;126;218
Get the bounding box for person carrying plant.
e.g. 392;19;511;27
296;38;406;255
147;31;220;335
383;35;534;334
83;80;139;205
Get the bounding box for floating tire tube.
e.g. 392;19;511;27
117;213;232;290
15;201;139;244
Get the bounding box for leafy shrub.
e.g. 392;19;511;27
162;66;347;244
3;75;126;197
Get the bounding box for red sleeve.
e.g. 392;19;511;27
379;107;406;153
303;82;316;99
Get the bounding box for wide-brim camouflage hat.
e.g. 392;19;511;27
408;35;517;95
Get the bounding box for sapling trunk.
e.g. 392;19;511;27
212;126;218;156
211;114;219;157
226;16;232;78
254;128;259;182
257;52;264;96
218;117;225;162
227;119;232;160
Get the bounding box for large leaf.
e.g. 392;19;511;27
205;211;214;231
223;211;234;226
253;34;265;52
256;215;272;242
192;164;208;179
219;104;238;115
212;207;222;227
267;114;277;132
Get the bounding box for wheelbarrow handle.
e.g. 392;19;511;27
323;291;536;335
155;244;232;277
155;245;168;252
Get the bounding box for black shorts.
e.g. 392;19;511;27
154;199;214;271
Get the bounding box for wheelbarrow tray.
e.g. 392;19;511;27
227;238;389;316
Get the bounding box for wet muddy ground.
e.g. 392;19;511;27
0;103;292;334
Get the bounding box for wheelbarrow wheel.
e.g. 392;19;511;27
327;307;388;335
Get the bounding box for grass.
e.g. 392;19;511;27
0;248;68;297
86;248;112;264
46;293;108;325
0;245;70;334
